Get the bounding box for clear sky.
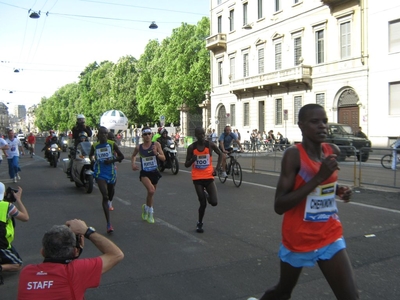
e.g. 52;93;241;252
0;0;209;113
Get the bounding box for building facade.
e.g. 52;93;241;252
206;0;399;146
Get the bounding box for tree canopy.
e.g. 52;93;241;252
34;17;210;132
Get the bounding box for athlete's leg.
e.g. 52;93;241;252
205;181;218;206
259;261;302;300
97;179;110;224
317;249;359;300
141;176;156;208
194;183;207;223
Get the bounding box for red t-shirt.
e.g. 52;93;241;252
17;257;102;300
27;135;36;144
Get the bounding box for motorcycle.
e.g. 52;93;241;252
60;136;69;152
62;141;94;193
46;143;60;168
159;139;179;175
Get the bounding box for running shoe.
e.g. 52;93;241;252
196;222;204;233
147;212;154;224
13;177;17;183
17;173;21;180
141;204;148;221
108;201;114;211
107;223;114;233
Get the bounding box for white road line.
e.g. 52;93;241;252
156;218;207;245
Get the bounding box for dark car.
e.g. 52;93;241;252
326;123;371;162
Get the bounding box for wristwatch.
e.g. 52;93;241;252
84;226;96;239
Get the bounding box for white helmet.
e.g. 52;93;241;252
77;114;85;119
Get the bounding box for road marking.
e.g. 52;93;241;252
156;218;207;245
347;201;400;214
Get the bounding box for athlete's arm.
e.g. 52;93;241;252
184;144;197;168
154;141;165;162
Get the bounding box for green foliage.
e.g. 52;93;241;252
34;17;210;132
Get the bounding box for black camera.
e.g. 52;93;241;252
4;187;18;203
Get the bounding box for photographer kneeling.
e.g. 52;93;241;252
17;218;124;298
0;183;29;284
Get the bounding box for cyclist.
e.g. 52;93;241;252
185;127;223;233
392;136;400;170
218;126;243;177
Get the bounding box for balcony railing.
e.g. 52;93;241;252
206;33;227;53
229;65;312;94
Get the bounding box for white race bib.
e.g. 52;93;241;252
304;182;338;222
96;145;112;161
194;154;210;169
142;156;158;171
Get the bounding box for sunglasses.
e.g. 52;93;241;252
142;133;152;136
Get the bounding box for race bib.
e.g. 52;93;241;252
194;154;210;169
142;156;158;171
304;182;338;222
96;145;112;161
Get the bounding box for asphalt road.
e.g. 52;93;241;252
1;141;400;299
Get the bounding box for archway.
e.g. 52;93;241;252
216;104;227;135
336;88;360;133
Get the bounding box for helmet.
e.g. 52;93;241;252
157;127;163;134
52;133;57;138
79;131;88;140
49;129;54;134
77;114;85;124
161;129;168;135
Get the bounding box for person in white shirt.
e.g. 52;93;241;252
5;129;23;183
0;136;9;166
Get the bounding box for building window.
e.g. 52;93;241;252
258;0;263;19
390;82;400;115
217;61;223;85
275;0;280;12
275;98;282;125
243;53;249;77
244;103;249;126
229;10;235;31
217;15;222;33
315;29;324;64
275;43;282;70
243;2;248;26
316;93;325;107
294;37;302;66
258;48;264;74
229;56;235;81
293;96;302;124
340;21;351;59
230;104;236;127
389;19;400;53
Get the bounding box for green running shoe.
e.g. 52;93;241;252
141;204;148;221
147;212;154;224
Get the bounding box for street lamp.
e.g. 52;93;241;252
29;10;40;19
149;22;158;29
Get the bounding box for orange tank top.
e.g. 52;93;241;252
191;141;214;181
281;143;343;252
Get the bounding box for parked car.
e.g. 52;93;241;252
326;123;371;162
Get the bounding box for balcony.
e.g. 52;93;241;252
321;0;352;8
206;33;227;53
229;65;312;95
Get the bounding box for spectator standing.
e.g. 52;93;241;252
355;126;367;139
211;129;218;143
5;129;23;183
17;219;123;298
27;133;36;157
0;183;29;284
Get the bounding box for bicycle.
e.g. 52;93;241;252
218;148;242;187
381;153;400;169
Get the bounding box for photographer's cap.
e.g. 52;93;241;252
0;182;5;200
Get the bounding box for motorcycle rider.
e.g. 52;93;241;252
67;115;92;177
151;127;162;142
72;114;92;147
43;134;60;161
157;129;172;167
